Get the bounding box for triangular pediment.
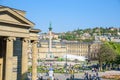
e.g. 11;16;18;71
0;13;23;23
0;7;34;28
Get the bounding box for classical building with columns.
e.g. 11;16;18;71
0;6;40;80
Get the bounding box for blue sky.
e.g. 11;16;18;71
0;0;120;33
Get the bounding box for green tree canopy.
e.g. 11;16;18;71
97;42;117;63
108;42;120;55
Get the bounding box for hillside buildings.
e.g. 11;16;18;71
39;27;120;60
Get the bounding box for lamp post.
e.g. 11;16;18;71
65;46;68;73
88;43;91;64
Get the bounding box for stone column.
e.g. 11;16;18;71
21;38;29;80
49;30;52;52
32;40;38;80
5;37;16;80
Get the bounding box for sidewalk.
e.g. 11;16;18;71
38;70;119;80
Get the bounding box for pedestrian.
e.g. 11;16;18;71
94;68;97;72
88;74;92;80
92;68;94;72
66;78;70;80
52;74;54;80
46;72;49;76
92;74;96;80
69;69;74;80
84;72;89;80
82;66;85;72
70;74;74;80
56;78;59;80
96;72;98;77
40;76;43;80
96;72;101;80
47;78;50;80
86;72;89;79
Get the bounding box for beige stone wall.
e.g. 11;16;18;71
38;47;66;59
38;41;101;59
66;43;89;57
90;42;101;58
0;25;29;37
29;33;39;40
0;6;40;80
0;30;29;37
38;41;66;59
0;25;29;33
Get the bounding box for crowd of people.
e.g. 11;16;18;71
84;68;101;80
36;68;101;80
84;71;100;80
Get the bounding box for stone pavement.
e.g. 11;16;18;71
28;70;119;80
38;71;107;80
39;73;84;80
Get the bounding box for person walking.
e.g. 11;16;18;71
88;74;92;80
92;74;96;80
39;76;43;80
96;72;101;80
70;69;74;80
84;72;89;80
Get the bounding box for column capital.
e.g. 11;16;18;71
22;38;29;42
31;40;38;44
4;37;16;41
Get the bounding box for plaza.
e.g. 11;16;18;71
27;60;120;80
0;2;120;80
27;68;120;80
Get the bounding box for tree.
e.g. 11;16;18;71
108;42;120;55
96;42;117;71
108;42;120;67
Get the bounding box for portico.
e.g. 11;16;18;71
0;6;40;80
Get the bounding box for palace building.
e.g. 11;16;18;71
0;6;40;80
38;39;101;60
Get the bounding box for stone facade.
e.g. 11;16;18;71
38;40;101;60
0;6;40;80
38;40;66;59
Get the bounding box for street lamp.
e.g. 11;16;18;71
65;46;68;73
87;43;91;64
